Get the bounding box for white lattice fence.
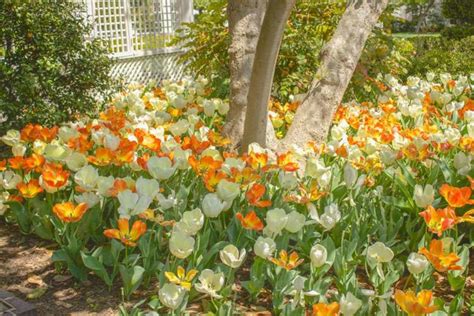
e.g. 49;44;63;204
85;0;193;83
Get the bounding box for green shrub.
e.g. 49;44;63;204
440;25;474;39
407;36;474;76
0;0;113;134
170;0;345;102
442;0;474;25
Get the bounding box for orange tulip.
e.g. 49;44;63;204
104;218;147;247
246;183;272;208
67;134;93;153
52;202;88;223
17;179;43;198
269;250;304;271
203;169;227;192
0;159;7;171
88;147;114;166
312;302;340;316
181;135;210;154
23;153;45;173
394;289;438;316
277;152;299;172
419;206;457;237
244;152;268;170
207;130;231;147
419;239;462;272
8;156;24;170
439;184;474;208
41;162;69;191
20;124;58;142
236;211;264;231
188;155;222;175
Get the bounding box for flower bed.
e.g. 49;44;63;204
0;74;473;314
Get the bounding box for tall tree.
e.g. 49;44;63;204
280;0;390;150
223;0;267;149
223;0;390;152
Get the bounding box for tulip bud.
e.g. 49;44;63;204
310;244;327;268
406;252;429;275
254;236;276;259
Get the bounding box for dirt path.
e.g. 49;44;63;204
0;221;123;315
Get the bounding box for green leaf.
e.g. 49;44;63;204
81;251;112;286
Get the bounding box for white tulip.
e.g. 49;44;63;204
1;130;20;146
65;152;88;172
254;236;276;259
344;163;358;188
169;230;195;259
278;172;298;190
318;203;341;231
12;144;26;157
220;244;246;268
104;134;120;151
285;211;306;233
413;184;434;208
74;165;99;191
43;143;69;161
147;156;176;180
0;171;22;190
75;192;100;208
180;208;204;235
216;180;240;202
265;208;288;235
453;152;471;176
159;283;185;310
96;176;115;197
310;244;328;268
117;189;152;218
406;252;429;275
202;193;226;218
340;292;362;316
194;269;224;299
135;177;160;199
367;242;394;264
157;192;178;210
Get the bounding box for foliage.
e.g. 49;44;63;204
1;74;473;314
170;0;345;102
441;25;474;39
442;0;474;25
407;36;474;76
0;0;113;135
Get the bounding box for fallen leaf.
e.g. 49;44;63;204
27;275;45;287
27;286;48;300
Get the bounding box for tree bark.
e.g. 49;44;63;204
223;0;267;150
240;0;296;152
415;0;435;33
279;0;389;151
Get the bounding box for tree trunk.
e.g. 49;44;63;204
279;0;389;151
415;0;435;33
223;0;267;150
241;0;296;152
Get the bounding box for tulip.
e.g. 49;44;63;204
104;218;147;247
367;242;394;264
453;152;471;176
43;143;69;161
180;208;204;235
216;179;240;202
406;252;429;275
0;192;10;215
310;244;328;268
413;184;434;208
169;231;195;259
394;289;438;316
194;269;224;299
265;208;288;235
117;189;152;218
74;165;99;191
135;177;160;199
285;211;306;233
343;163;358;188
52;202;88;223
340;292;362;316
254;236;276;259
147;156;176;180
165;266;198;291
159;283;185;310
278;172;298;190
202;193;225;218
96;176;115;197
312;302;340;316
65;152;88;172
1;129;20;146
0;171;22;190
74;192;100;209
12;144;26;157
318;203;341;231
220;244;246;268
157;192;178;210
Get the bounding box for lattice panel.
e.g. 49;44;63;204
92;0;129;54
110;52;187;83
